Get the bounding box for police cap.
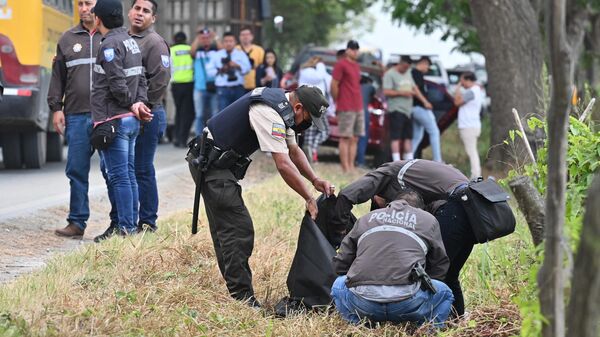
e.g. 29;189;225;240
295;85;329;131
92;0;123;23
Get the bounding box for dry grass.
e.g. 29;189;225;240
0;162;529;337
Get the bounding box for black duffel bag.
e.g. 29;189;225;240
460;178;516;243
90;118;120;150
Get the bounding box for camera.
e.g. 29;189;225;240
220;55;238;82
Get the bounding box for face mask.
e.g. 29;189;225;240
291;119;312;133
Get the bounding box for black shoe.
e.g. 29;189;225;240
274;296;306;317
93;224;117;242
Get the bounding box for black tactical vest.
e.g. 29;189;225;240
207;87;295;157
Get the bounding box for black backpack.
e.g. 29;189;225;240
460;178;516;243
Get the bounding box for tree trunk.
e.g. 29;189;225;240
539;0;574;336
566;174;600;337
508;175;545;246
469;0;544;170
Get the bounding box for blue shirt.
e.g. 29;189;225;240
206;48;251;88
194;48;216;91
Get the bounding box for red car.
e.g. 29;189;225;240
283;46;458;166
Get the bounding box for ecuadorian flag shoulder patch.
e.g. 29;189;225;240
271;123;286;139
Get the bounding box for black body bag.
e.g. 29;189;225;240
90;118;120;150
460;178;516;243
274;194;356;317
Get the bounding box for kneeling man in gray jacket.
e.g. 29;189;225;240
331;189;454;327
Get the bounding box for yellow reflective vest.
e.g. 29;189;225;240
170;44;193;83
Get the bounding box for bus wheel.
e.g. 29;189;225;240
23;131;47;169
46;131;64;162
2;132;23;169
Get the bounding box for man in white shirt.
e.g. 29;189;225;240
454;72;484;179
206;32;251;111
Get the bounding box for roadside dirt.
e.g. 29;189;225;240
0;153;278;283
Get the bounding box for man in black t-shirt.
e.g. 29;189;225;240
411;57;442;162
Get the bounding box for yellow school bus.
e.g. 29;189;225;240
0;0;78;169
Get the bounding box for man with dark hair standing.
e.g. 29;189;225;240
94;0;171;241
331;40;364;172
333;159;475;316
190;27;218;137
207;32;251;111
454;71;483;179
170;31;195;148
383;56;429;162
48;0;101;239
189;85;333;307
236;27;264;92
91;0;152;236
411;56;441;162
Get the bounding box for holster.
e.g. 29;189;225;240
187;132;252;181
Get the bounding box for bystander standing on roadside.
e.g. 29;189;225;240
255;48;283;88
356;75;376;168
454;71;484;179
411;56;441;162
170;31;195;148
298;56;331;163
48;0;101;239
331;40;364;172
90;0;152;236
237;27;264;92
190;27;218;136
207;32;251;110
382;56;429;162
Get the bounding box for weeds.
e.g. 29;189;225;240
0;162;528;336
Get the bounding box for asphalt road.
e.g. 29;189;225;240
0;143;190;222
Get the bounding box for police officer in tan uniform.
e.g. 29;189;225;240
190;85;333;307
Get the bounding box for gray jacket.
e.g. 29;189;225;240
47;23;102;114
334;160;469;228
91;27;147;122
130;28;171;107
333;200;449;288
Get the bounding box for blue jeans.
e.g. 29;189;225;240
331;276;454;327
64;113;95;230
217;85;245;111
411;106;442;162
356;107;370;166
99;116;140;233
135;106;167;227
193;89;218;135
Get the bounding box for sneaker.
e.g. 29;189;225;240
54;223;84;239
241;296;261;309
93;224;117;243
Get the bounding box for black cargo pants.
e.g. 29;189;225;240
434;197;476;317
201;168;255;300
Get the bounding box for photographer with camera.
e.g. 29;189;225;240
331;189;453;327
206;32;251;111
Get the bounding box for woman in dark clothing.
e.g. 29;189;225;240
255;48;283;88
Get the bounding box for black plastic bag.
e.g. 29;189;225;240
275;194;356;317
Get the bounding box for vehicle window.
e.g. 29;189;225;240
448;73;460;85
426;63;442;77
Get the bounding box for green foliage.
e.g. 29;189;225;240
384;0;480;53
0;312;30;337
263;0;376;65
505;107;600;336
